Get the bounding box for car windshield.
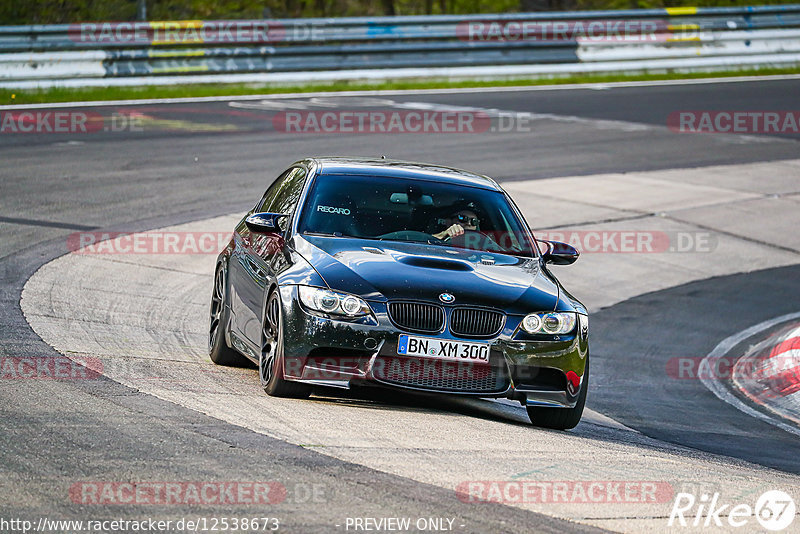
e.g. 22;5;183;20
298;174;536;257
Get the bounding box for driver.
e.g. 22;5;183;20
432;208;480;240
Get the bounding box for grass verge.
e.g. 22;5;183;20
2;66;800;105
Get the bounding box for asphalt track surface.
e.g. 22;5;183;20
591;264;800;474
2;78;800;532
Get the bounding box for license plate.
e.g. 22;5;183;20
397;334;490;364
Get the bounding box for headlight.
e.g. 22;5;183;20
298;286;371;317
521;312;577;335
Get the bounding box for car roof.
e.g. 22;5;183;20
304;157;503;191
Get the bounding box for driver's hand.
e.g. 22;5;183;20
433;224;464;240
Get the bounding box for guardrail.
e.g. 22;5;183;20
2;5;800;88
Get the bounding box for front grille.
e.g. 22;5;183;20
449;307;505;338
388;302;444;333
373;355;510;393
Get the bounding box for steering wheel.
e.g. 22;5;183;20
378;230;445;244
444;229;501;251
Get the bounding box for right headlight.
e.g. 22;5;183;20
298;286;371;318
521;312;577;335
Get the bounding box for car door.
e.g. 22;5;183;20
230;166;309;349
228;167;294;352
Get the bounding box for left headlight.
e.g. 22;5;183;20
521;312;577;335
298;286;371;318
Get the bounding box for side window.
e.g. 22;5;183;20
256;168;293;213
270;168;308;216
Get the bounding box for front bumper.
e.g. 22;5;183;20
278;285;588;407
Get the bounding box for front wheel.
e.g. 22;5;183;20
526;362;588;430
259;289;312;398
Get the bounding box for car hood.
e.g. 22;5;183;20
294;236;560;314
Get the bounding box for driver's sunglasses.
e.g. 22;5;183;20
453;213;479;226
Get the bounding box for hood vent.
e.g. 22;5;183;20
397;256;473;271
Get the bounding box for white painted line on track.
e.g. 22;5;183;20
700;311;800;438
2;73;800;111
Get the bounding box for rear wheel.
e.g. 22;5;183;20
260;289;312;398
209;263;249;367
526;361;588;430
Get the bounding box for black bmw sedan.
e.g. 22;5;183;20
210;157;589;429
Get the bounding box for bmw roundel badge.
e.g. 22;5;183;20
439;293;455;304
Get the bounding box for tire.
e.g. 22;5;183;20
526;361;588;430
209;262;250;367
259;289;312;398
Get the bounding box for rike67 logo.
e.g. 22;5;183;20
669;490;796;531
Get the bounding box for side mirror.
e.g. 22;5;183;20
540;240;579;265
245;212;288;235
